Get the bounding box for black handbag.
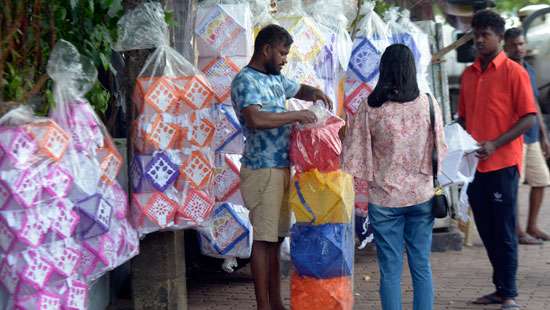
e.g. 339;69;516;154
427;94;449;219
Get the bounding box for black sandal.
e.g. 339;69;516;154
471;292;502;305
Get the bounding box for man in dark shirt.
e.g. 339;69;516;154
504;27;550;245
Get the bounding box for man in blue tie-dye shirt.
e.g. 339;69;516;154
231;24;332;310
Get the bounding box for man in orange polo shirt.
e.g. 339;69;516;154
458;10;537;310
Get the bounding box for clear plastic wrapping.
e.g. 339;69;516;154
345;1;390;114
197;202;252;259
192;2;253;263
303;0;353;115
275;1;328;112
116;2;217;236
289;106;345;173
289;105;354;310
195;1;254;58
439;123;479;221
387;8;432;94
0;40;139;309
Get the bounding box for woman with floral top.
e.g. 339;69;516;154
343;44;447;310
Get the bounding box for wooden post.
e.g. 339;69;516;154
121;0;196;309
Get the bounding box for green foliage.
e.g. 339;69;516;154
1;0;124;114
374;0;393;15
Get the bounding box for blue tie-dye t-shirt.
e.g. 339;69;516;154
231;66;300;169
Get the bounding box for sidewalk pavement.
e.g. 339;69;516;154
187;185;550;310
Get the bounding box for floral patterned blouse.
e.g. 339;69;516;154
342;94;447;208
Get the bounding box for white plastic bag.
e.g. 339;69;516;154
439;123;480;222
195;1;254;58
115;2;217;236
345;1;390;114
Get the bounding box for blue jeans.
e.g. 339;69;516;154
369;200;434;310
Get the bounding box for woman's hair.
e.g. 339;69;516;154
367;44;419;108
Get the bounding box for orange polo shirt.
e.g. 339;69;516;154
458;51;537;173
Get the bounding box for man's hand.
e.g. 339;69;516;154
541;137;550;159
295;85;333;111
312;89;333;111
476;141;497;160
294;110;317;124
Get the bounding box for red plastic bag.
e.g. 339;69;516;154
290;110;344;173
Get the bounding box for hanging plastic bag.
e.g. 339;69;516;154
115;2;217;235
384;8;432;94
305;0;353;115
196;1;253;109
289;105;345;173
48;40;139;281
0;107;89;309
250;0;278;34
345;1;390;114
198;203;252;259
195;1;254;58
439;123;479;222
276;0;327;111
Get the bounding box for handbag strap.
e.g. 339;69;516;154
427;93;439;188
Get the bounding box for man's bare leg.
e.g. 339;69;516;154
526;187;550;240
251;241;271;310
268;238;286;310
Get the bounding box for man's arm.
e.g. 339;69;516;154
294;84;333;110
476;114;536;160
241;105;317;130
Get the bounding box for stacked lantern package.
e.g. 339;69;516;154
115;3;218;236
0;40;139;309
289;105;354;310
194;1;253;265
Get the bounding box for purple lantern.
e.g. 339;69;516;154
75;194;113;240
144;152;179;192
0;127;39;168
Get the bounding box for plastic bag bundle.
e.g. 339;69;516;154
195;2;249;153
386;8;432;94
195;1;254;59
275;0;327;111
115;3;217;236
193;2;254;263
198;202;252;259
250;0;278;34
439;123;479;221
345;1;390;114
305;0;353;115
289;105;354;309
290;107;345;173
0;40;139;307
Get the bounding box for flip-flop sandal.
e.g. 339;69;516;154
471;292;502;305
534;232;550;241
501;301;520;309
519;234;543;245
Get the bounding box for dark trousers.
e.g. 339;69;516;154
467;166;519;298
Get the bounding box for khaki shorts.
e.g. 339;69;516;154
240;167;290;242
521;142;550;187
